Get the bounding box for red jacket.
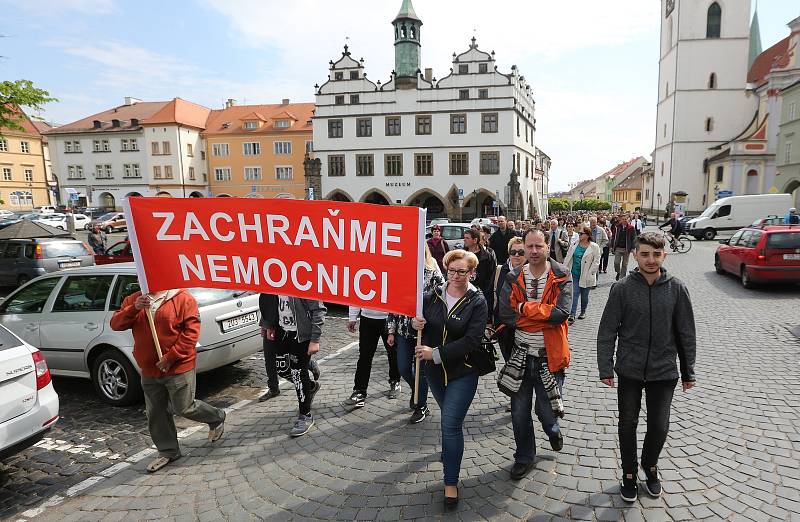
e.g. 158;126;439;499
110;290;200;378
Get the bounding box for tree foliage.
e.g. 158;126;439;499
547;198;570;212
574;199;611;211
0;80;57;134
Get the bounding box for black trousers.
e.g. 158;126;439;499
263;337;280;392
600;246;610;271
274;332;313;415
617;374;678;473
353;316;399;394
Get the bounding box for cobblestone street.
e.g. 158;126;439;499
6;234;800;521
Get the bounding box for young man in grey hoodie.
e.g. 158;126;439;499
597;231;697;503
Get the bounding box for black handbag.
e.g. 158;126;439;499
468;326;499;376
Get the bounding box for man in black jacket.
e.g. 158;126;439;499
612;215;637;281
597;232;696;503
489;216;517;266
463;228;497;319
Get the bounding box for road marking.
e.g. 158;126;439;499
19;339;360;521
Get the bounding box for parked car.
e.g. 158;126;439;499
78;207;110;220
714;225;800;288
0;238;95;287
0;324;59;460
0;210;15;219
35;206;57;215
428;217;450;226
36;213;91;231
89;212;126;234
750;215;785;227
0;264;263;406
687;193;792;240
0;218;21;230
19;212;45;221
423;222;499;249
94;240;133;265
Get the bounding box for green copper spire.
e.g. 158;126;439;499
748;8;762;70
392;0;423;86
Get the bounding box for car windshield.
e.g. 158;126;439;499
699;205;718;218
187;288;252;307
98;212;117;221
41;242;91;258
766;232;800;249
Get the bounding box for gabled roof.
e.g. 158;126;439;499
596;157;644;182
1;105;42;137
32;120;53;134
240;111;268;122
143;98;211;129
747;36;791;87
613;167;644;190
203;103;314;136
44;101;170;135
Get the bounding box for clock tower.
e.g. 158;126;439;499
648;0;757;213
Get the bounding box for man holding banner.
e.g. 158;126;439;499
110;289;226;472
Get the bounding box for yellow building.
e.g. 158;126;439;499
203;101;314;199
0;108;50;209
612;166;644;212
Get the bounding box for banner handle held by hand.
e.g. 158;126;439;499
145;306;163;360
414;329;421;408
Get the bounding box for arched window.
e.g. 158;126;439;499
707;2;721;38
410;25;416;39
400;25;407;38
708;72;717;89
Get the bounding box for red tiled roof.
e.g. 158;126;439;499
44;101;170;134
1;105;41;136
32;120;53;133
614;167;644;190
204;103;315;135
143;98;211;129
747;36;791;87
597;156;643;181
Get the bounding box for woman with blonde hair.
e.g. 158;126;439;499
387;243;443;423
412;249;488;509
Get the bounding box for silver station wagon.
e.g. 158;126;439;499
0;263;262;406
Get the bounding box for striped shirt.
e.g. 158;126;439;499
514;263;549;358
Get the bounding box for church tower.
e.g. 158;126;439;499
392;0;422;89
649;0;757;213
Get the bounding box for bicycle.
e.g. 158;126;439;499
665;232;692;254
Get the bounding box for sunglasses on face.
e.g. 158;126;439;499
446;268;470;277
508;249;525;256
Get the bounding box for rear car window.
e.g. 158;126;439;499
52;276;114;312
767;232;800;249
0;326;23;352
42;242;91;258
0;277;60;314
108;275;250;310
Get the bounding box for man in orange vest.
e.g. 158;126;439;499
499;229;572;480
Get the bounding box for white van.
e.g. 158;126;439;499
36;205;57;214
686;194;792;240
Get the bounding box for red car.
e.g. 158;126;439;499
94;240;133;265
715;225;800;288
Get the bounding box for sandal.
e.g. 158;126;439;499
146;455;180;473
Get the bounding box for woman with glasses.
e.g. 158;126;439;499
493;236;527;362
412;249;488;510
563;225;601;324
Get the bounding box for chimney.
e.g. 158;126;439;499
111;119;120;128
424;68;433;81
93;120;102;129
124;97;141;106
225;98;236;109
282;98;290;105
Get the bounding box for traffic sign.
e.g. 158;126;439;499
308;187;315;200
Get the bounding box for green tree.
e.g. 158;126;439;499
0;80;57;134
548;198;569;212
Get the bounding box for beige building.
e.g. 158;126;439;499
0;107;50;209
203;101;313;199
612;165;645;212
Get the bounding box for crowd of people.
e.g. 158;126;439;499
111;210;697;511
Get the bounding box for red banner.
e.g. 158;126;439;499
124;198;426;317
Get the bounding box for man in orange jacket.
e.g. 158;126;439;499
499;229;572;480
111;289;226;473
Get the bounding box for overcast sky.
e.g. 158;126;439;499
1;0;797;191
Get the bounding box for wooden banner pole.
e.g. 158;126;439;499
414;328;422;408
145;306;163;360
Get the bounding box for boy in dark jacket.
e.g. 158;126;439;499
597;232;697;503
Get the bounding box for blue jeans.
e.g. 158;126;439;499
570;273;590;316
511;356;565;465
395;335;427;408
427;371;478;486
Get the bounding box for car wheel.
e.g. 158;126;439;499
740;266;755;289
91;349;143;406
714;255;725;274
702;228;716;241
106;226;114;234
84;224;91;230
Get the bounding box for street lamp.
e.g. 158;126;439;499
656;193;662;225
579;190;584;211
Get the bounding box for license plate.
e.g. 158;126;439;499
59;261;80;268
221;311;258;332
784;254;800;260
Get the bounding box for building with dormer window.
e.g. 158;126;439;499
311;0;548;220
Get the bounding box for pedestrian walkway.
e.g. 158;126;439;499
28;241;800;521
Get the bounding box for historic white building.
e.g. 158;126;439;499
312;0;546;220
46;97;210;209
649;0;758;213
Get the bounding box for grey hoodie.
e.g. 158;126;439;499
597;268;696;382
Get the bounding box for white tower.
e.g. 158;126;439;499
650;0;757;213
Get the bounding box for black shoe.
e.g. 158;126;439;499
549;433;563;452
259;389;280;402
643;465;662;497
510;461;533;480
620;472;638;502
306;381;321;409
409;406;429;424
310;360;321;381
443;488;459;510
388;381;401;399
577;313;586;320
568;316;575;325
342;391;366;408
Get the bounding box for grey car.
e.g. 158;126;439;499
0;238;95;287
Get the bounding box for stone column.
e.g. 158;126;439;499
303;154;322;200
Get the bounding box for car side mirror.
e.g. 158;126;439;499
718;239;729;245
